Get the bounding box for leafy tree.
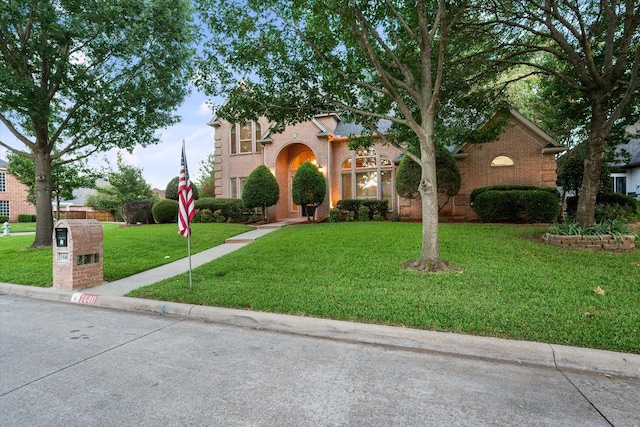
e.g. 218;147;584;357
396;145;461;213
86;187;120;218
165;176;200;201
485;0;640;226
197;153;216;197
196;0;507;271
558;144;614;197
87;154;156;218
7;151;99;218
292;162;326;222
242;165;279;221
0;0;197;247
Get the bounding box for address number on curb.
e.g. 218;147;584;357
71;293;99;305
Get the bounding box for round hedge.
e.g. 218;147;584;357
152;199;179;224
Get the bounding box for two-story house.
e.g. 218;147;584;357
209;110;566;221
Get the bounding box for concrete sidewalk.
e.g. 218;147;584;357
1;220;639;380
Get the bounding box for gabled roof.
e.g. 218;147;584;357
612;139;640;168
0;159;7;169
453;109;566;156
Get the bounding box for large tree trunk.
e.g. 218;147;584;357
32;145;54;248
575;96;608;227
413;124;449;272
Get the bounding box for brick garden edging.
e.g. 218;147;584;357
542;233;637;252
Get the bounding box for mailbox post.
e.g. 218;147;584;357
52;219;103;290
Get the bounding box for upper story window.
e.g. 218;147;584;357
341;148;393;204
0;172;6;192
230;121;262;155
491;155;514;167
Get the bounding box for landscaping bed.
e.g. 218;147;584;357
542;233;637;251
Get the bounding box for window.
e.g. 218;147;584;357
230;121;262;155
0;200;9;217
341;148;394;205
230;178;237;199
0;173;5;192
229;177;247;199
613;175;627;195
491;155;514;167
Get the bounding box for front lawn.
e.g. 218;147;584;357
0;223;253;285
129;222;640;354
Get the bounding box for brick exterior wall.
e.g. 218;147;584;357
211;111;563;222
212;115;403;221
52;219;104;290
448;113;561;220
0;167;37;222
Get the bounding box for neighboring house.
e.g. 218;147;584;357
0;158;37;222
209;110;566;221
610;139;640;199
152;188;166;199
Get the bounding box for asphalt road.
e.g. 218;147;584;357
1;295;638;426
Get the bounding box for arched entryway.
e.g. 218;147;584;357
274;143;317;219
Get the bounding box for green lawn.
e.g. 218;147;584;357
3;222;37;233
0;223;253;285
129;222;640;354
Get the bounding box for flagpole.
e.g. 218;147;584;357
178;139;196;291
187;233;192;290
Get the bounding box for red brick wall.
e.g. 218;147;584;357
451;116;559;220
212;112;560;222
52;220;104;290
0;169;37;222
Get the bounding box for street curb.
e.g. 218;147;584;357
2;282;639;379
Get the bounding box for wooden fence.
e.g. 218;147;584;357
59;210;116;222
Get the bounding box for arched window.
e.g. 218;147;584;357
341;148;394;205
491;155;514;167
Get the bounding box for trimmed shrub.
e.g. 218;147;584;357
336;199;389;220
213;209;226;223
18;214;36;223
195;198;243;222
121;201;155;224
473;189;560;223
165;176;200;201
152;199;179;224
193;209;214;223
292;161;326;222
242;165;279;221
358;205;369;221
566;193;638;223
0;215;9;223
471;185;558;205
329;208;340;223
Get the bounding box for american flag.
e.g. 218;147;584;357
178;140;195;237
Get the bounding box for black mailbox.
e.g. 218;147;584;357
55;227;68;247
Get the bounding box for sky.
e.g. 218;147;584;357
0;88;218;191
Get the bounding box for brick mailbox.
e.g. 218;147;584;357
52;219;104;290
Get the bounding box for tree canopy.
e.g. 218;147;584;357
6;151;98;218
196;0;508;271
0;0;198;246
484;0;639;226
86;154;156;219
